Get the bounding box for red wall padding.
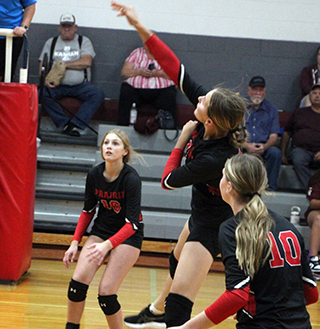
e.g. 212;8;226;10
0;83;38;281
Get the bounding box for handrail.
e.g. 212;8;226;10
0;28;19;82
0;28;16;37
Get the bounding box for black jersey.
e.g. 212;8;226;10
220;209;316;329
167;123;237;228
149;34;237;228
84;162;142;234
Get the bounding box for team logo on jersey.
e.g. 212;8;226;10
186;130;198;160
207;184;221;196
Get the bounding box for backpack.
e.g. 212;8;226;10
49;35;88;81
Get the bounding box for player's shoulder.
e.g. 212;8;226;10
220;216;238;236
88;161;104;176
122;163;141;180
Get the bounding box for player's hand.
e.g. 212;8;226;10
175;120;197;149
63;241;79;268
181;120;197;136
86;241;112;266
111;1;139;27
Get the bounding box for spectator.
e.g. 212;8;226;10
305;168;320;276
117;44;177;126
39;13;105;137
299;46;320;108
281;83;320;190
0;0;36;81
242;76;281;191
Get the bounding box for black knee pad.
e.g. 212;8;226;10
165;293;194;327
67;278;89;302
98;294;121;316
169;250;178;279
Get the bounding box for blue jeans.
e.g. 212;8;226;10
291;147;317;190
42;82;105;130
263;146;282;191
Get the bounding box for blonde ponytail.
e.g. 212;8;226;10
224;154;273;278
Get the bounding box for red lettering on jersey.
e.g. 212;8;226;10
101;199;111;209
186;130;197;161
269;231;301;268
207;184;221;196
95;190;125;199
101;199;122;213
279;231;301;266
269;232;284;268
110;200;121;213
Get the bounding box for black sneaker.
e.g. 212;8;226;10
309;256;320;273
62;123;81;137
124;305;165;329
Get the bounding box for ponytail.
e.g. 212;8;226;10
224;154;273;278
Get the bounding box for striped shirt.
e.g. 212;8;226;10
125;47;175;89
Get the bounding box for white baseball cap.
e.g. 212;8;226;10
60;13;76;25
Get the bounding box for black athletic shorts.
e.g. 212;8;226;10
187;216;220;258
90;222;144;249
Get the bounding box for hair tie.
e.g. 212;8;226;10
230;127;238;134
245;191;260;198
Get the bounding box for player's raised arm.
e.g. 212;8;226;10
111;1;152;42
111;1;182;87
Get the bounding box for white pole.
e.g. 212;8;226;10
0;29;17;83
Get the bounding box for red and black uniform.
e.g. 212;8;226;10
146;34;237;256
204;209;318;328
73;162;144;249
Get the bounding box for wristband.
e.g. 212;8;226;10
21;25;29;31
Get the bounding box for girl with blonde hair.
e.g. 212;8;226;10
63;129;144;329
172;154;318;328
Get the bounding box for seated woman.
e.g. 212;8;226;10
305;168;320;277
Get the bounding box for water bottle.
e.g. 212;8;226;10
290;206;301;225
130;103;137;126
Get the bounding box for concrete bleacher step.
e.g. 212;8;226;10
37;142;98;171
36;168;192;211
38;116;99;146
98;124;180;154
34;120;312;249
34;198;189;240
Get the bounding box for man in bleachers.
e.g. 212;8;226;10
281;83;320;190
242;76;281;191
39;13;104;137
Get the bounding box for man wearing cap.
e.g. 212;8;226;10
39;14;104;137
281;83;320;190
243;75;281;191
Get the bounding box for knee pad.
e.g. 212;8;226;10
165;293;194;327
98;294;121;316
169;250;178;279
67;278;89;302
